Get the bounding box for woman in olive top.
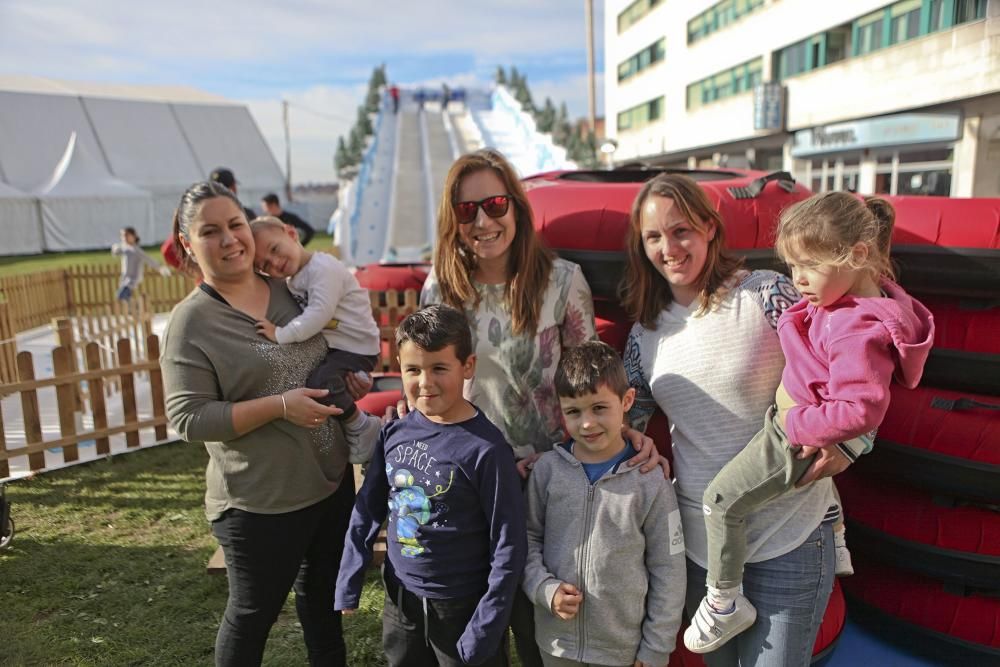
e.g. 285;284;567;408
161;181;354;667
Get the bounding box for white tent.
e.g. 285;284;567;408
33;132;154;251
0;78;285;251
0;180;43;255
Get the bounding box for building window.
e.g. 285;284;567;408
618;38;666;82
618;0;663;33
617;96;664;132
687;0;764;44
854;9;885;55
955;0;988;23
889;0;921;45
686;58;762;109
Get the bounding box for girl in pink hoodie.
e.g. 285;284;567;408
685;192;935;655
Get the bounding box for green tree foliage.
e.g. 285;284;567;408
334;136;351;172
495;66;507;85
337;65;386;176
536;98;556;133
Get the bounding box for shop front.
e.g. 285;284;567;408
789;111;962;196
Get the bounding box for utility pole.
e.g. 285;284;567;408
585;0;596;134
282;99;292;202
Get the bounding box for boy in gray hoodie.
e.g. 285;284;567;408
523;341;686;667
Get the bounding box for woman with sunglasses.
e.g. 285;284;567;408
421;148;661;665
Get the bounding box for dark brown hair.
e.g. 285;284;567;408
554;340;630;398
396;304;473;362
170;181;243;271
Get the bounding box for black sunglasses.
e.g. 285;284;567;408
454;195;512;224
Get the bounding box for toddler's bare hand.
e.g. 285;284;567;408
255;319;277;342
551;582;582;620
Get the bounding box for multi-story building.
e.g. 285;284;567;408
604;0;999;196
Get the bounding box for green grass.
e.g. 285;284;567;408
0;442;384;666
0;234;337;277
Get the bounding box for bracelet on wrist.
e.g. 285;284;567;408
280;393;288;420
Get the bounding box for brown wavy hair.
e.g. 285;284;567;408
432;148;554;336
619;173;744;328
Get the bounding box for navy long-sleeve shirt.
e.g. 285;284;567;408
335;408;526;664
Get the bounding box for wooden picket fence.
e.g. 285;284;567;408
372;288;420;373
0;335;167;479
0;262;193;337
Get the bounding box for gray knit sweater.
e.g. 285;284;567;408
161;279;349;521
524;442;686;666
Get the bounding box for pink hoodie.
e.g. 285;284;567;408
778;279;935;448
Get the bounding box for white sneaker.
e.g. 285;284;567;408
345;412;381;464
683;593;757;654
835;545;854;577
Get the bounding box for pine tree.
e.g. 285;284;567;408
335;136;352;172
348;126;365;162
372;64;387;89
495;66;507;85
356;106;373;137
536;97;556;133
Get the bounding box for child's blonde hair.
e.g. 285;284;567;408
776;192;895;281
249;215;288;237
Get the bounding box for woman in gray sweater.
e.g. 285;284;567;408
161;181;355;667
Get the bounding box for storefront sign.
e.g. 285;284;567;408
791;112;961;156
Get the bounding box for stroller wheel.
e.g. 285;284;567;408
0;516;13;550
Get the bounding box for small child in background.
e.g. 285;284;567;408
525;340;686;667
336;304;526;666
111;226;170;301
684;193;934;654
250;217;381;462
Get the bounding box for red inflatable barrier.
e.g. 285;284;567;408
861;385;1000;502
354;263;430;292
885;195;1000;298
838;469;1000;590
842;560;1000;662
920;297;1000;355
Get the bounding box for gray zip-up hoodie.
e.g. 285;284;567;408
524;442;686;666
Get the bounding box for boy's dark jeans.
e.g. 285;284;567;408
382;571;509;667
210;475;355;667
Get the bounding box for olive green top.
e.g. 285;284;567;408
161;278;348;521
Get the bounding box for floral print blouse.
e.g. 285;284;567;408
422;258;597;458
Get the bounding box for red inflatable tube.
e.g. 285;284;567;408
862;385;1000;502
842;560;1000;661
837;469;1000;590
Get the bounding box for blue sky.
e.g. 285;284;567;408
0;0;605;183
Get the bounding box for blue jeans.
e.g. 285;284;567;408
685;521;835;667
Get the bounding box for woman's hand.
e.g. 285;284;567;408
281;388;343;427
516;453;542;480
795;444;850;487
624;426;671;479
345;370;374;401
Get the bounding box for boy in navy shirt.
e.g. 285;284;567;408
335;304;526;666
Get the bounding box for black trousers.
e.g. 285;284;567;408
306;349;379;420
210;475;355;667
382;571;509;667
